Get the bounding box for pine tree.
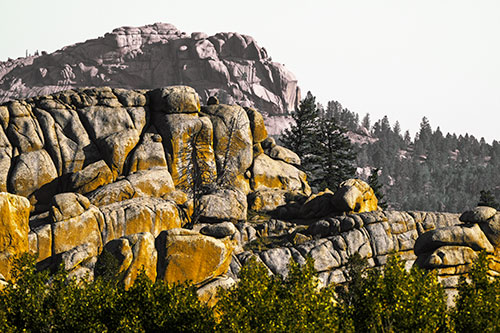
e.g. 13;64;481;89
282;92;357;192
361;113;371;131
368;168;388;209
311;118;356;190
478;190;499;209
281;91;319;171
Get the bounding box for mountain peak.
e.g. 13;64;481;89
0;23;300;115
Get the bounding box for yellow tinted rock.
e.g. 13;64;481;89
154;113;216;191
127;131;167;173
248;189;289;213
150;86;201;114
201;104;253;187
123;233;157;288
31;224;52;263
158;228;234;285
99;197;183;243
245;107;268;143
332;179;378;214
0;193;31;280
197;276;236;307
51;205;103;255
69;160;113;194
127;167;175;198
251;154;311;196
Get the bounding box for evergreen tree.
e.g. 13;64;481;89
311;118;356;190
368;168;388;209
361;113;371;131
282;92;357;192
478;190;499;209
281;92;319;172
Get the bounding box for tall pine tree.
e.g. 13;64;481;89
282;92;356;192
311;118;356;190
281;91;320;176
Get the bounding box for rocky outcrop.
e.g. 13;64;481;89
1;83;494;306
0;193;30;280
0;23;300;118
0;85;312;289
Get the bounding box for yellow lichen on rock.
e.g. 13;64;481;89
158;228;234;285
0;192;31;280
332;179;378;214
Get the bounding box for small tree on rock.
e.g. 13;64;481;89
478;189;499;209
368;167;388;209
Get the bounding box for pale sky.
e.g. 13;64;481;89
1;0;499;142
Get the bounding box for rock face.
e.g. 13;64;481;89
0;23;300;118
0;84;495;306
0;85;313;290
0;193;30;280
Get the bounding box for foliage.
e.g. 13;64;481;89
452;251;500;332
281;91;320;170
215;256;340;332
0;254;215;332
5;253;500;331
478;189;500;209
338;254;449;332
311;117;356;190
281;92;357;191
329;106;500;212
368;168;388;209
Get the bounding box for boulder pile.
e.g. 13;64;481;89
0;85;497;305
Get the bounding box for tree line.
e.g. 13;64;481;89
280;92;500;212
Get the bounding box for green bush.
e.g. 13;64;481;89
337;254;449;332
0;254;215;332
3;252;500;331
215;256;340;332
452;251;500;332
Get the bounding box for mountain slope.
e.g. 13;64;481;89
0;23;300;116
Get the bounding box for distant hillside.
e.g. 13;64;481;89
0;23;300;118
319;101;500;213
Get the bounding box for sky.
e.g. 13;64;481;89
1;0;499;142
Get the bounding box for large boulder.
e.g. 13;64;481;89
157;228;234;285
98;232;157;289
460;206;497;223
244;107;267;143
0;193;31;280
414;223;494;255
331;179;378;214
198;189;247;222
251;154;310;196
153;112;216;191
149;86;201;114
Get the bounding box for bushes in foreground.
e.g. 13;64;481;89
0;254;215;332
0;252;499;331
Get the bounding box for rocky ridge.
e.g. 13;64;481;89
0;86;498;305
0;23;300;122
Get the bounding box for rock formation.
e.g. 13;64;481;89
0;23;300;121
0;85;497;305
0;85;311;291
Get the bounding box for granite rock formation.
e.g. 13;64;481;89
0;23;300;121
0;85;312;290
0;85;497;305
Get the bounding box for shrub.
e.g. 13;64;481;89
0;254;215;332
452;251;500;332
338;254;449;332
215;256;340;332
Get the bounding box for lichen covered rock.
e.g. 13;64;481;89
0;193;30;280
